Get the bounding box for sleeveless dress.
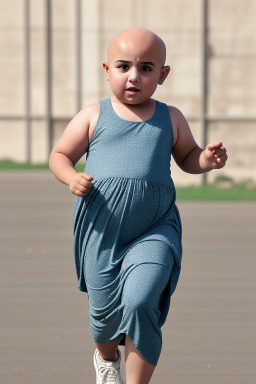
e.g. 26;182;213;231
72;98;182;366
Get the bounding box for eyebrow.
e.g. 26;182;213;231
114;60;155;66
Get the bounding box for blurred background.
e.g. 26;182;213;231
0;0;255;186
1;2;256;383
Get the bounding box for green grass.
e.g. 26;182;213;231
0;160;86;172
176;182;256;201
0;159;50;170
176;175;256;201
0;160;87;172
1;160;255;201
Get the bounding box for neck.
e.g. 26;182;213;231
111;97;157;122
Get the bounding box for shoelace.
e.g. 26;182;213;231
100;366;119;383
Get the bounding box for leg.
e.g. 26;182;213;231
94;338;122;362
120;260;173;383
125;335;155;384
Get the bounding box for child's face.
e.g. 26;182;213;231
103;29;170;106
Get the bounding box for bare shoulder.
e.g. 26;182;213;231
74;102;100;128
51;102;100;165
68;102;100;144
82;102;101;117
167;105;187;147
167;105;198;165
79;102;101;143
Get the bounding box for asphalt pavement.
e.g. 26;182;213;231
0;171;255;384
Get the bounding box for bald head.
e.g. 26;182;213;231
107;28;167;67
103;28;170;104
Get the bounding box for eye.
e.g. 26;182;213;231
141;65;152;72
118;64;129;71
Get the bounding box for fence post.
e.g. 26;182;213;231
201;0;208;184
24;0;31;163
46;0;52;157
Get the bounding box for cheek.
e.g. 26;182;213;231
109;72;125;86
143;75;159;90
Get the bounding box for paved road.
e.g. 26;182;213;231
1;171;256;384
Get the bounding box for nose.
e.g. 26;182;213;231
128;67;140;83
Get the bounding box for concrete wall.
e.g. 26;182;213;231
0;0;255;185
207;0;256;183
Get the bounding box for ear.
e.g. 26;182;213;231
158;65;170;85
103;61;110;81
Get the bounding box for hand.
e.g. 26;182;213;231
204;142;228;169
69;172;93;197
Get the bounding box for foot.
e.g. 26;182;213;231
94;348;124;384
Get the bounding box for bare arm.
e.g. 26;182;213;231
49;103;100;196
170;106;227;174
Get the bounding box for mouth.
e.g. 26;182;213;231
126;87;140;93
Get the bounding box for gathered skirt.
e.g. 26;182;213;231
73;176;182;365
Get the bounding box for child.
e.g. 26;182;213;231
49;27;227;384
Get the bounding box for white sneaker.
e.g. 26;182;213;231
93;348;124;384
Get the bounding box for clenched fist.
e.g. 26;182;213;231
204;142;228;170
69;172;93;197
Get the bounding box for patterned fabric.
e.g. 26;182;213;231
72;98;182;365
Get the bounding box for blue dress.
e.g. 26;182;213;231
73;98;182;365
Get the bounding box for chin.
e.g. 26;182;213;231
115;95;152;106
